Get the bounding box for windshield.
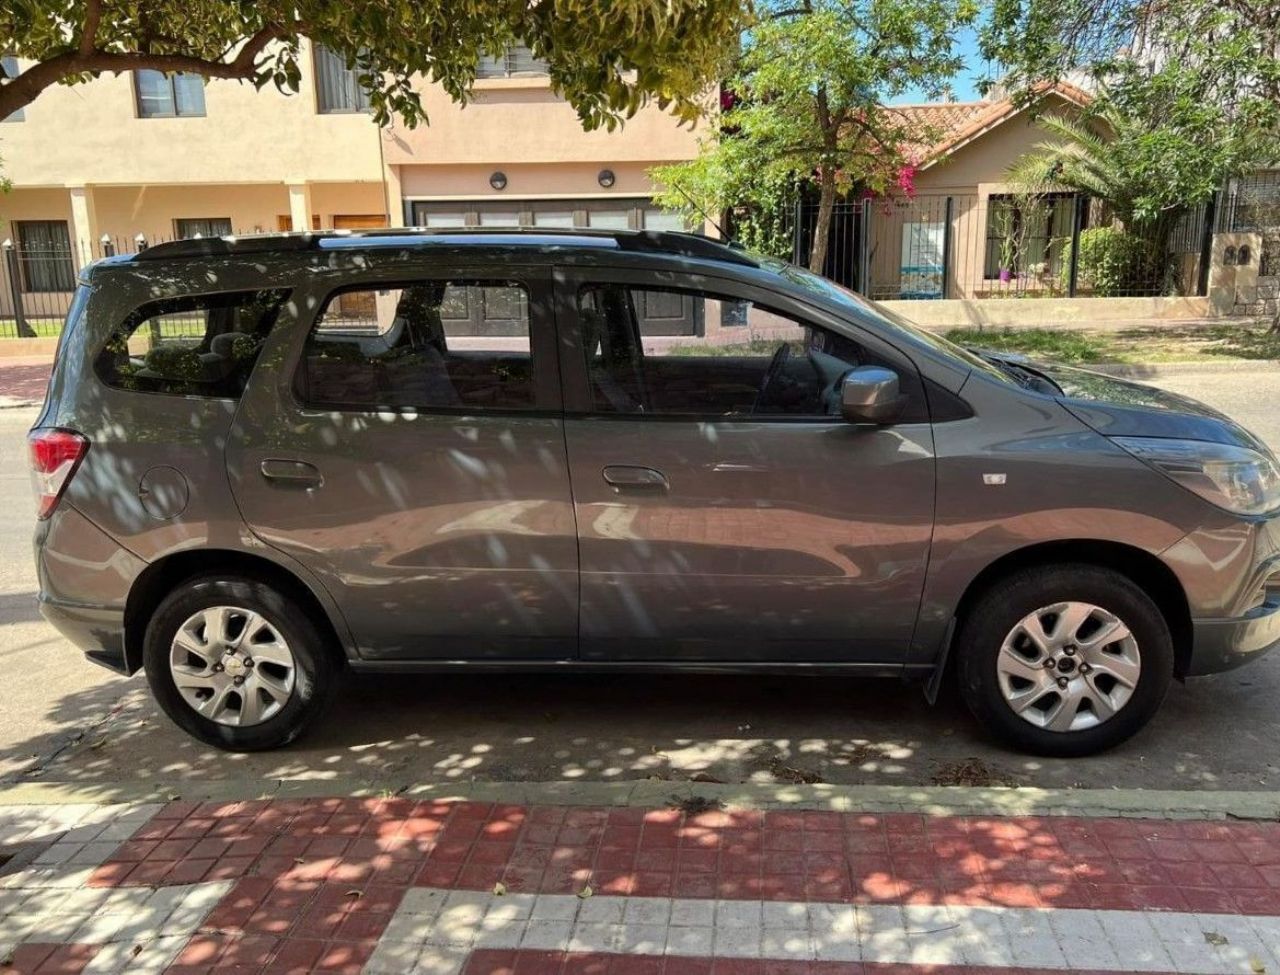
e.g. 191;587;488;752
756;256;1016;384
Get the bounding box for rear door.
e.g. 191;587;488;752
227;262;579;661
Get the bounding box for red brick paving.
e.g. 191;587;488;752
0;362;51;402
89;799;1280;917
22;796;1272;974
7;943;101;974
463;953;1178;975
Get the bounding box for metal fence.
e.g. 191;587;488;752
1219;171;1280;234
0;194;1236;338
0;231;251;338
783;193;1214;301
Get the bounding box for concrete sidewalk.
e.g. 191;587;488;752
3;785;1280;974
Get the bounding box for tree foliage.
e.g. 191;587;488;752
0;0;748;130
984;0;1280;188
990;0;1280;305
984;0;1280;109
1007;79;1263;231
652;0;978;272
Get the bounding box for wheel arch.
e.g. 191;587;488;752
949;539;1193;679
123;548;355;675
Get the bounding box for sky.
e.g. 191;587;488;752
884;26;994;104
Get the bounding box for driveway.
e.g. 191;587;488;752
2;365;1279;798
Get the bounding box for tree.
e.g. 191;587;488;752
986;0;1280;314
984;0;1280;113
1006;70;1271;291
0;1;747;131
651;0;978;273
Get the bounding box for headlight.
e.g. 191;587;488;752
1112;437;1280;516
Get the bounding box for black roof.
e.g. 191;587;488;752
129;227;759;268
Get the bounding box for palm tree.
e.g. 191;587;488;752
1005;105;1183;294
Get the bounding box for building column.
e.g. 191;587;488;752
67;185;101;264
287;182;314;232
383;160;406;228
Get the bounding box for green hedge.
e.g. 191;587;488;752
1071;227;1154;297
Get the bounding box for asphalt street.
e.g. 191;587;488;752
2;366;1280;797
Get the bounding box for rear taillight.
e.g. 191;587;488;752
28;429;89;520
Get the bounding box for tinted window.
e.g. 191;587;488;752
299;280;537;411
579;284;869;418
97;289;288;397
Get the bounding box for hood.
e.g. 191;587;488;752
987;355;1270;453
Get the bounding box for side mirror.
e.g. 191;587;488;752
840;366;904;424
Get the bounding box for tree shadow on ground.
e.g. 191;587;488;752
3;654;1278;804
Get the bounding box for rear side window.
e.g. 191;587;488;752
298;280;536;411
96;289;289;397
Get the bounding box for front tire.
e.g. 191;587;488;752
144;575;338;751
957;564;1173;757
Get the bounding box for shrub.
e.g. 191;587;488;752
1070;226;1153;297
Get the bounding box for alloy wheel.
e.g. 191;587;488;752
168;605;297;727
996;600;1141;733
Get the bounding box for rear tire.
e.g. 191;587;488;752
143;575;338;751
956;564;1173;757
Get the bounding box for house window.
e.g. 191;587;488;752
175;218;233;239
421;211;467;228
588;210;631;230
15;221;76;293
643;208;689;232
314;44;371;113
477;45;548;79
135;70;206;117
2;56;23;122
409;199;670;230
984;194;1078;280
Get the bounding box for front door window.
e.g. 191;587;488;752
577;284;878;418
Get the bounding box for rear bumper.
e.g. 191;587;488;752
1186;595;1280;676
38;595;133;675
35;504;146;676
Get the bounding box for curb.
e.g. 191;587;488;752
1089;360;1280;378
2;778;1278;821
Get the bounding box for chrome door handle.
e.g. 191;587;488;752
260;459;323;487
602;465;669;492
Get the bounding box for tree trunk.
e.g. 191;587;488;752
808;168;836;274
1269;304;1280;336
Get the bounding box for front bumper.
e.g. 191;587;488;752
1186;594;1280;676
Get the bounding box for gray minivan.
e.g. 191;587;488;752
30;229;1280;756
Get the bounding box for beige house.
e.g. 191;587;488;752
0;42;700;323
853;83;1212;305
0;54;1218;330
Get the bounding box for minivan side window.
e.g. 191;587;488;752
96;289;288;398
578;284;874;418
298;280;537;411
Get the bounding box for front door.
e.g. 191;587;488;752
557;268;935;663
227;265;578;661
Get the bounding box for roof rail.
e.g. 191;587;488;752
614;231;757;267
133;233;318;261
129;227;759;267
